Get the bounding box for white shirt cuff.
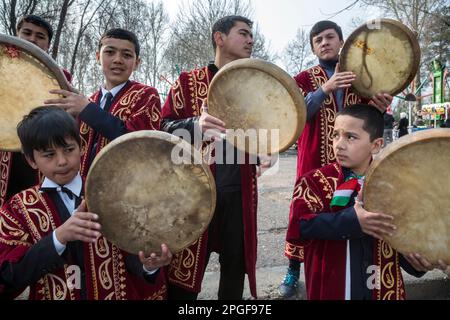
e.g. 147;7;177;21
52;230;66;255
143;265;158;275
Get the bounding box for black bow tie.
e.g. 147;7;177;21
40;186;76;200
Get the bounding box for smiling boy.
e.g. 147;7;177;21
44;28;161;177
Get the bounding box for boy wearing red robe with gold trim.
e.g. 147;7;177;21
286;104;447;300
44;28;161;178
281;20;394;297
0;107;172;300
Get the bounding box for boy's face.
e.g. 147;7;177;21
96;37;141;90
311;28;343;61
332;115;383;176
17;21;50;52
216;21;253;60
26;137;82;186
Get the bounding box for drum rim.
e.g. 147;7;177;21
340;18;421;98
0;34;71;91
207;58;306;154
85;130;217;254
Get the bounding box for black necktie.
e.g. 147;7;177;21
88;92;114;166
103;92;114;113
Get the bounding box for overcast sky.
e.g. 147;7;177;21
155;0;381;54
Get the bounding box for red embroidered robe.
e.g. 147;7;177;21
0;187;167;300
79;81;161;177
286;163;406;300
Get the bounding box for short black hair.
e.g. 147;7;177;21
337;104;384;141
17;107;81;161
98;28;140;57
211;15;253;51
309;20;343;49
16;14;53;43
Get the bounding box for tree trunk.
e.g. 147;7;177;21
51;0;70;59
9;0;17;35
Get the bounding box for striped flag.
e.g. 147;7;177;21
330;175;364;208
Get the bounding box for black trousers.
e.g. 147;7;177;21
168;191;246;300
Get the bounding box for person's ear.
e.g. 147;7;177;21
134;57;141;71
213;31;225;49
371;138;384;155
95;51;101;65
25;155;38;170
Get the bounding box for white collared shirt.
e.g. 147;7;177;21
99;82;127;110
42;174;82;213
45;173;82;255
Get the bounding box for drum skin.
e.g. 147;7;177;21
85;130;216;255
207;58;306;155
0;34;70;151
340;19;420;98
364;129;450;263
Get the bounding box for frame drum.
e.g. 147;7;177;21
364;129;450;263
0;34;70;151
207;58;306;155
340;19;420;98
85;130;216;255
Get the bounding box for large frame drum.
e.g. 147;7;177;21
340;19;420;98
0;34;70;151
85;131;216;255
207;58;306;155
364;129;450;263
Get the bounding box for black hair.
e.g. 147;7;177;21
337;104;384;141
98;28;140;57
16;14;53;43
17;107;81;161
211;15;253;51
309;20;343;49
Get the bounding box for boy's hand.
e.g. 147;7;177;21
55;200;102;245
322;63;356;95
404;253;448;272
45;89;91;116
369;93;393;113
354;201;397;240
139;244;173;272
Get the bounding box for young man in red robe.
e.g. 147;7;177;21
1;15;73;208
286;104;447;300
161;15;259;300
44;28;161;177
0;107;172;300
280;20;394;298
